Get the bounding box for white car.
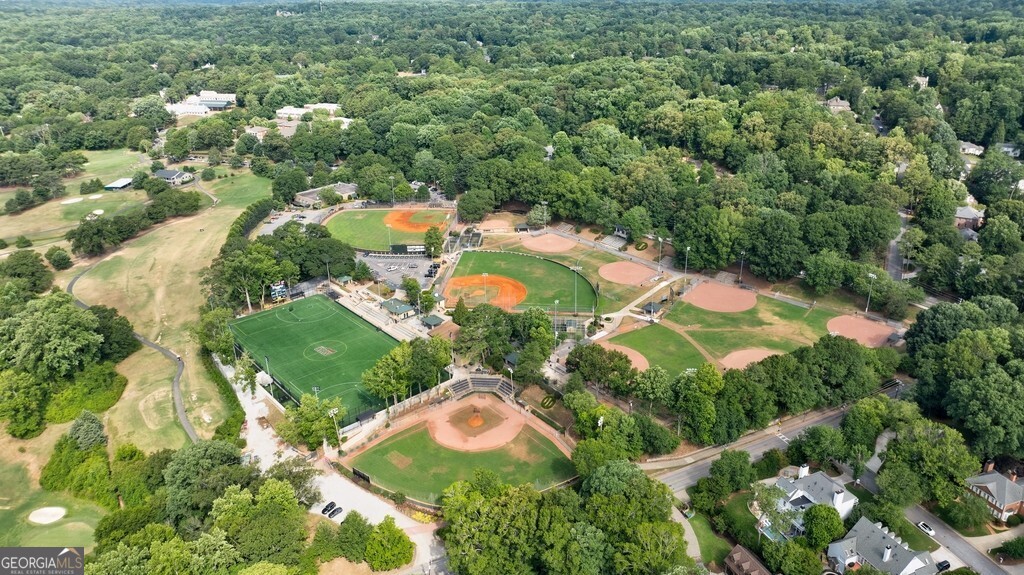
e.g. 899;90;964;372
916;521;936;537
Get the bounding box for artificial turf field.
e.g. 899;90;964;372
350;422;575;503
448;251;598;311
323;209;450;251
229;295;395;419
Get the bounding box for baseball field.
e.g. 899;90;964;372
229;295;396;421
445;251;598;311
324;209;451;251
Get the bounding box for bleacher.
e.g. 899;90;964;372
446;376;515;401
448;379;471;398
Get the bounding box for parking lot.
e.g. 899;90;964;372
359;253;443;291
256;207;337;236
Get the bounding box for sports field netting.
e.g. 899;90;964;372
229;295;396;422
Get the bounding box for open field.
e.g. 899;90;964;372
610;324;706;376
687;511;733;568
482;235;652;314
230;295;394;421
350;422;574;503
0;460;106;551
73;169;271;446
324;209;451;251
447;251;597;311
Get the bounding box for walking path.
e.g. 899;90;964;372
67;266;198;442
671;506;704;563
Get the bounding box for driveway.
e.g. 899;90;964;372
903;505;1008;575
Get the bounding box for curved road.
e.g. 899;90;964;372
66;267;198;443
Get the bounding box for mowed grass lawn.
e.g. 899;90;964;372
686;511;733;568
324;209;450;251
610;324;706;375
230;295;394;422
351;423;575;503
0;461;106;551
666;296;837;361
451;251;597;311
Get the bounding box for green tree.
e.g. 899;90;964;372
211;479;306;565
163;440;243;524
424;225;444;258
452;296;469;325
337;511;373;562
743;209;807;282
803;504;845;550
89;305;141;363
0;250;54;292
69;410;107;450
0;370;47;438
0;291;102;379
277;394;345;449
633;366;671;411
44;246;73;271
940;496;991;531
365;516;415;571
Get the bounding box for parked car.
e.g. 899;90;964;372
409;263;418;268
328;506;344;519
321;501;336;515
916;521;936;536
936;560;950;572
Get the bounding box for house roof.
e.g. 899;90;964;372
725;545;771;575
154;169;185;179
967;471;1024;508
954;206;984;220
642;302;662;313
777;471;858;517
504;352;519;366
828;517;936;575
382;299;414;315
422;315;445;327
959;228;979;242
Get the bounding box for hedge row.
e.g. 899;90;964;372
201;353;245;443
227;197;276;240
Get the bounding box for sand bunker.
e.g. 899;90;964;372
598;261;656;286
478;219;511;231
88;194;103;199
28;507;66;525
827;315;893;348
684;282;757;312
597;341;650;371
92;209;104;215
720;348;781;369
60;198;84;205
521;233;576;253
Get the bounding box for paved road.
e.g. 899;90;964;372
903;504;1008;575
67;267;198;442
886;210;909;281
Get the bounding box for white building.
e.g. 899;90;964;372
828;518;937;575
774;466;858;535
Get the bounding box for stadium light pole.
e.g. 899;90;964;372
684;246;690;282
573;255;584;316
328;407;339;443
386;224;392;247
389;175;395;206
739;250;746;284
657;237;664;274
865;272;877;313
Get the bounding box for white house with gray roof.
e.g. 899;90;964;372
775;469;858;534
827;517;937;575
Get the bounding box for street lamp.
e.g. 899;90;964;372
389;175;395;205
573;255;584;316
684;246;690;281
739;250;746;284
865;272;877;313
327;407;339;442
508;367;514;391
657;237;664;274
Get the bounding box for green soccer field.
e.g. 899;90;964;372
350;422;575;503
610;324;707;376
323;209;451;251
229;295;396;421
448;251;598;312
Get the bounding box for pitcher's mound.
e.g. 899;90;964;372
827;315;892;348
598;261;654;286
598;341;649;371
720;348;781;369
28;507;66;525
684;282;756;312
521;233;576;253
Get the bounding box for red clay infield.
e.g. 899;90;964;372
598;261;656;286
684;282;757;312
521;233;577;253
827;315;892;348
720;348;781;370
477;219;511;231
426;394;526;452
382;210;446;233
444;274;527;309
598;341;650;371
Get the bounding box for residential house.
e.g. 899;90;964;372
954;206;985;230
827;517;938;575
245;126;269;142
381;298;415;320
825;97;853;114
153;169;193;186
995;143;1022;159
724;545;771;575
910;76;929;90
966;461;1024;522
274;119;301;138
959;228;979;242
959;141;985;156
774;468;858;535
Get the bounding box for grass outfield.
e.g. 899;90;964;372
0;460;106;551
610;324;706;375
449;251;597;311
324;209;450;251
230;295;395;421
350;422;575;503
